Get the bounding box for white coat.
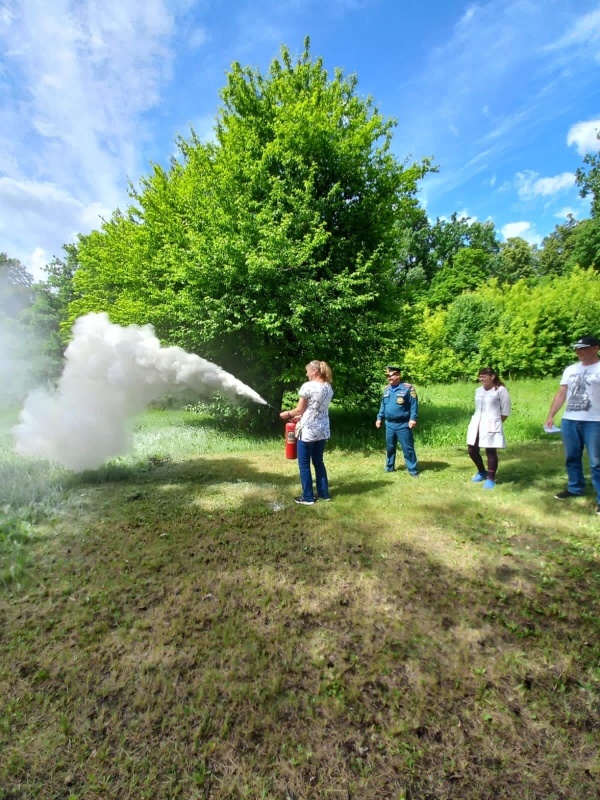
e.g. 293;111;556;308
466;385;511;448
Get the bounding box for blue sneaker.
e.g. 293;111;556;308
483;479;496;489
471;472;487;483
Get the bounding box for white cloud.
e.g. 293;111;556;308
395;2;600;221
516;170;575;200
454;210;478;225
29;247;47;278
0;176;111;278
567;118;600;155
189;114;218;144
554;206;579;220
489;174;497;188
548;7;600;54
188;26;208;49
0;0;190;273
501;221;542;245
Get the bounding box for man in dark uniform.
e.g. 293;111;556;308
375;366;419;476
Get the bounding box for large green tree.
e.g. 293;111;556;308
0;254;37;406
538;216;579;276
0;253;33;318
576;138;600;218
572;137;600;269
427;247;491;307
70;40;433;405
493;237;538;284
394;215;499;303
427;215;499;277
21;245;79;381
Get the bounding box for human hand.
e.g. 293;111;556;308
408;420;417;429
375;419;381;429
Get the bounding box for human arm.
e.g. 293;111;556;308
499;387;511;422
408;386;418;429
279;396;308;422
544;385;567;428
376;395;386;427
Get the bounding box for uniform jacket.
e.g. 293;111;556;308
466;385;511;448
377;382;418;424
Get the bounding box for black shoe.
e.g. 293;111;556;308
554;490;581;500
409;473;419;478
294;497;316;505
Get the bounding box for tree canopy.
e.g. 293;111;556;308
0;253;33;318
5;45;598;399
69;40;433;404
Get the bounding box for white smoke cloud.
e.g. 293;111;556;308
14;312;266;471
0;317;40;409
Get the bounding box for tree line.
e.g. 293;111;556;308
2;39;600;409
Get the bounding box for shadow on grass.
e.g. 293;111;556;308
493;441;568;492
418;459;451;473
65;455;300;495
3;481;599;799
81;458;390;503
328;479;390;498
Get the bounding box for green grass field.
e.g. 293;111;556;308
1;379;599;800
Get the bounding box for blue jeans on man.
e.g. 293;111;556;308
385;421;418;475
297;439;330;502
560;419;600;502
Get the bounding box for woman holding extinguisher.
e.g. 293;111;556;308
280;360;334;505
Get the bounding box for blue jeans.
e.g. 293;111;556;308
297;439;329;501
385;422;418;475
560;419;600;502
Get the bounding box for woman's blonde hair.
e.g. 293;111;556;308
307;360;333;384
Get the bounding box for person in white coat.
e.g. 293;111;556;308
467;367;511;489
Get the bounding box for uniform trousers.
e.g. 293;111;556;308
385;421;418;475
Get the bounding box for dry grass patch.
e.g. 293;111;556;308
1;434;600;799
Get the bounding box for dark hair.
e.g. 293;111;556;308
478;367;504;388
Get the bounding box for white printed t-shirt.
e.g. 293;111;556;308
297;381;333;442
561;361;600;422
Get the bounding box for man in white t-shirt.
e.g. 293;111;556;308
545;336;600;514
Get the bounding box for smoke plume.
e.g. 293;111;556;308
0;316;39;409
14;312;266;471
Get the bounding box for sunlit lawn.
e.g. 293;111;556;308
1;381;599;800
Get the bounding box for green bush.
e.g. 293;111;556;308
402;268;600;382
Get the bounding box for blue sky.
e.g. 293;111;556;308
1;0;599;280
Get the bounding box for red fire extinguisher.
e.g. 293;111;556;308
285;421;297;460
